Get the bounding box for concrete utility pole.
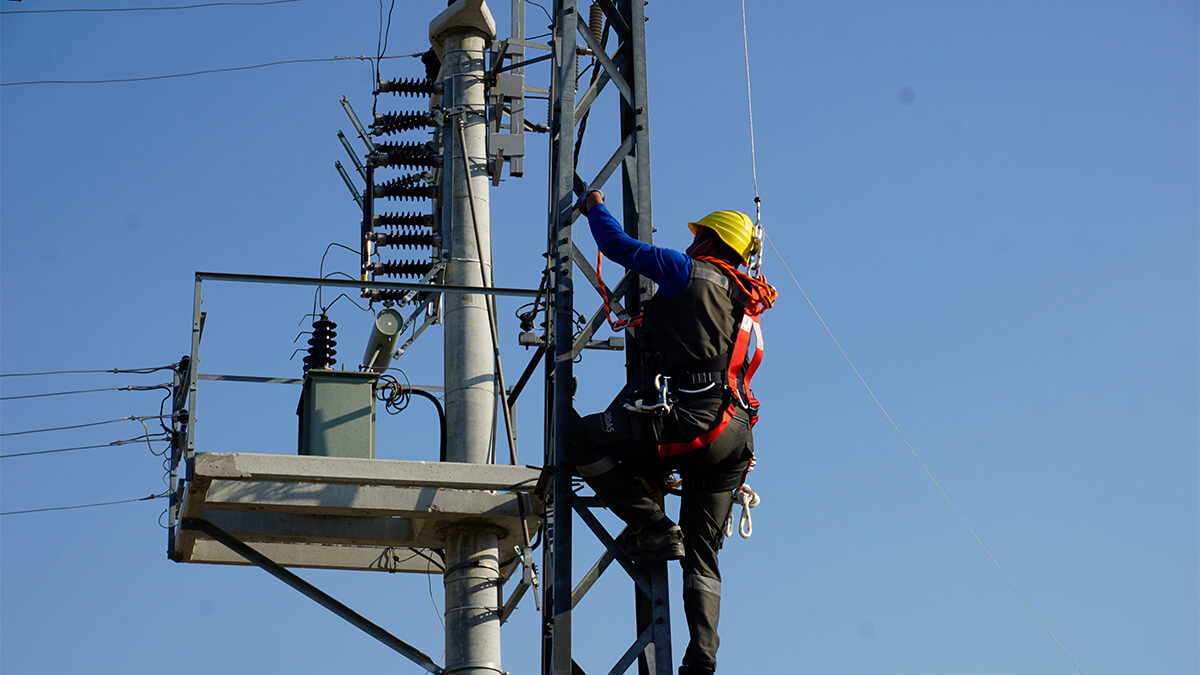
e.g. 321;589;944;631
431;1;503;674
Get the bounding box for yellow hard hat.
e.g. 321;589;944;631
688;210;758;265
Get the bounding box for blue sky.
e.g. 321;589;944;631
2;1;1196;674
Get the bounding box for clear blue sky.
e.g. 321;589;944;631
2;1;1196;673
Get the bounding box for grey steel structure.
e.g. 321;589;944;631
168;1;671;673
544;1;669;673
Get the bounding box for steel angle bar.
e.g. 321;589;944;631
195;272;540;299
576;21;631;104
395;306;440;359
608;625;653;675
572;50;628;122
581;134;635;200
620;154;643;208
505;38;553;51
571;306;612;360
571;501;651;596
185;279;202;466
571;548;615;609
570;284;638;359
500;577;532;624
570;243;635;309
573;66;610;121
572;495;606;508
493;51;554;75
182;518;444;675
199;374;304;385
546;0;583;671
507;344;546;408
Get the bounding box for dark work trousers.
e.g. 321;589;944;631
566;390;754;673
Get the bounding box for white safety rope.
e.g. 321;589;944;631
740;0;765;276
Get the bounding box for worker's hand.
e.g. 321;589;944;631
578;189;605;215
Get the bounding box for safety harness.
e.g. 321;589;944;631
656;256;777;458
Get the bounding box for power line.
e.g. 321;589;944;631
0;492;167;517
1;53;422;87
0;365;176;377
0;0;305;15
0;383;169;401
0;414;169;437
1;435;170;459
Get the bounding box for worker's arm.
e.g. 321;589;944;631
582;194;691;298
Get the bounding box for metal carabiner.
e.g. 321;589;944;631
623;374;673;415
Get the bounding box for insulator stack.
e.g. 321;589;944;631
371;232;440;249
375;140;439;169
364;289;433;303
376;77;437;97
370;260;436;278
372;111;434;136
303;315;337;372
590;3;605;45
376;176;438;201
354;68;442;291
375;212;434;229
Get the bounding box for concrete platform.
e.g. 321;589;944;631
173;452;543;573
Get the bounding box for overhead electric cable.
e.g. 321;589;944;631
0;365;175;377
1;434;170;459
1;53;422;87
0;492;168;516
0;414;169;437
0;383;169;401
0;0;304;14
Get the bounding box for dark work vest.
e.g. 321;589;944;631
643;259;749;388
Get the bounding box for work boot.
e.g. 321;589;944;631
617;522;685;561
678;666;715;675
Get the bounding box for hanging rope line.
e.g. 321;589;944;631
739;0;764;276
739;0;760;206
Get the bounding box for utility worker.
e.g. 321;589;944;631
567;189;777;675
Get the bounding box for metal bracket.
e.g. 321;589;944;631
499;545;540;623
182;517;445;675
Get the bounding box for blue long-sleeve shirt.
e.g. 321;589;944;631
585;202;693;300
